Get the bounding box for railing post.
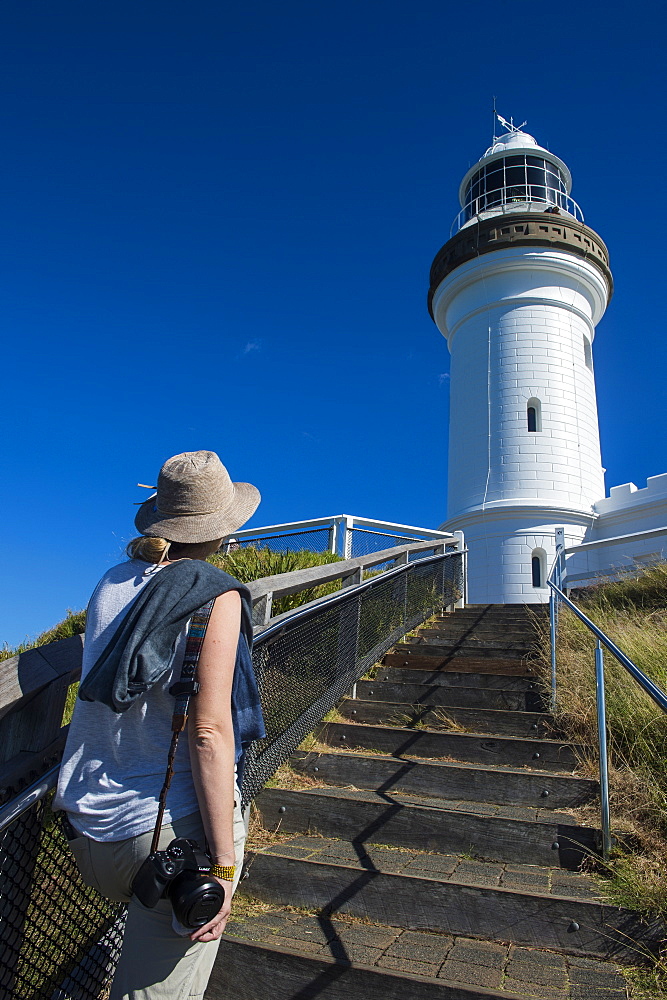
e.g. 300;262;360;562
453;531;465;608
595;640;613;860
343;516;354;560
341;567;363;588
328;518;340;554
252;592;273;627
550;528;565;712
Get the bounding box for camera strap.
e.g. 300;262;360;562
150;598;216;854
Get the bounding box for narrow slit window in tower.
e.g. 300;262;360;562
531;557;541;588
531;549;546;588
527;398;541;432
583;335;593;370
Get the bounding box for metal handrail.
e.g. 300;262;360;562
547;565;667;858
548;580;667;713
0;761;60;833
256;547;465;642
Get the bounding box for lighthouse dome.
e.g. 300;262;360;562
483;129;543;157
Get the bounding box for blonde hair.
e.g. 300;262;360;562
127;535;224;564
127;536;171;564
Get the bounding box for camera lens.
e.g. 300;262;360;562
169;872;224;930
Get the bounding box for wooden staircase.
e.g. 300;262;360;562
209;605;661;1000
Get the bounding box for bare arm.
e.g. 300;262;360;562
187;589;241;941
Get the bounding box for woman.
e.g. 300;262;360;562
55;450;264;1000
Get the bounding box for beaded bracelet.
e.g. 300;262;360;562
210;864;236;881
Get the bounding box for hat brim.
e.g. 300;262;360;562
134;481;261;543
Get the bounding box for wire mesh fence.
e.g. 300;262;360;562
222;527;333;555
0;548;463;999
348;527;417;558
222;525;450;560
0;788;126;1000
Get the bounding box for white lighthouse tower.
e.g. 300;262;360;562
429;119;613;603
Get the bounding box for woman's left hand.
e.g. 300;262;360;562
189;878;234;942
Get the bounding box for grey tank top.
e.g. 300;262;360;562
54;559;199;841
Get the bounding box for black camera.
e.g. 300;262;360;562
132;837;225;930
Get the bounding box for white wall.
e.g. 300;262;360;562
444;507;593;604
432;246;610;604
564;475;667;586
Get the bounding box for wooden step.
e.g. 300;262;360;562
254;787;599;868
390;645;533;664
290;751;597;808
419;625;537;638
426;612;537;623
375;668;537;691
355;680;544;713
383;652;533;674
406;637;533;654
239;842;659;960
316;722;581;771
339;698;552;738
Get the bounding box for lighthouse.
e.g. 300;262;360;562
429;119;613;604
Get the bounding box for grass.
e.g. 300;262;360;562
1;609;86;662
534;563;667;991
264;759;324;792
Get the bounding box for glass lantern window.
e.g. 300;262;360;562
462;155;569;223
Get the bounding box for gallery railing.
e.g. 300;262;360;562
221;513;457;561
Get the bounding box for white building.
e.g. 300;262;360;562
429;120;667;603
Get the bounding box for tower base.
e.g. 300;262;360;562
442;506;595;604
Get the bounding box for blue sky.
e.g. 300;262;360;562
2;0;666;646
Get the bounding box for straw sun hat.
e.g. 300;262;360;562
134;451;260;544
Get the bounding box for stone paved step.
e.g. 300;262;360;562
376;667;537;691
254;786;598;868
213;927;630;1000
213;928;627;1000
239;838;659;961
355;680;544;712
290;750;597;808
256;836;603;899
339;697;552;737
316;722;581;771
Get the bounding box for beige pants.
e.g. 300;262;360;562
67;799;247;1000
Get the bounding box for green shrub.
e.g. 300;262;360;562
208;546;342;616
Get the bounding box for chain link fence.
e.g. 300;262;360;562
223;525;449;561
348;527;417;558
0;787;126;1000
222;527;332;555
0;549;462;999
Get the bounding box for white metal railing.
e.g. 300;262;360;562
554;526;667;589
450;187;584;236
547;529;667;858
222;514;457;561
